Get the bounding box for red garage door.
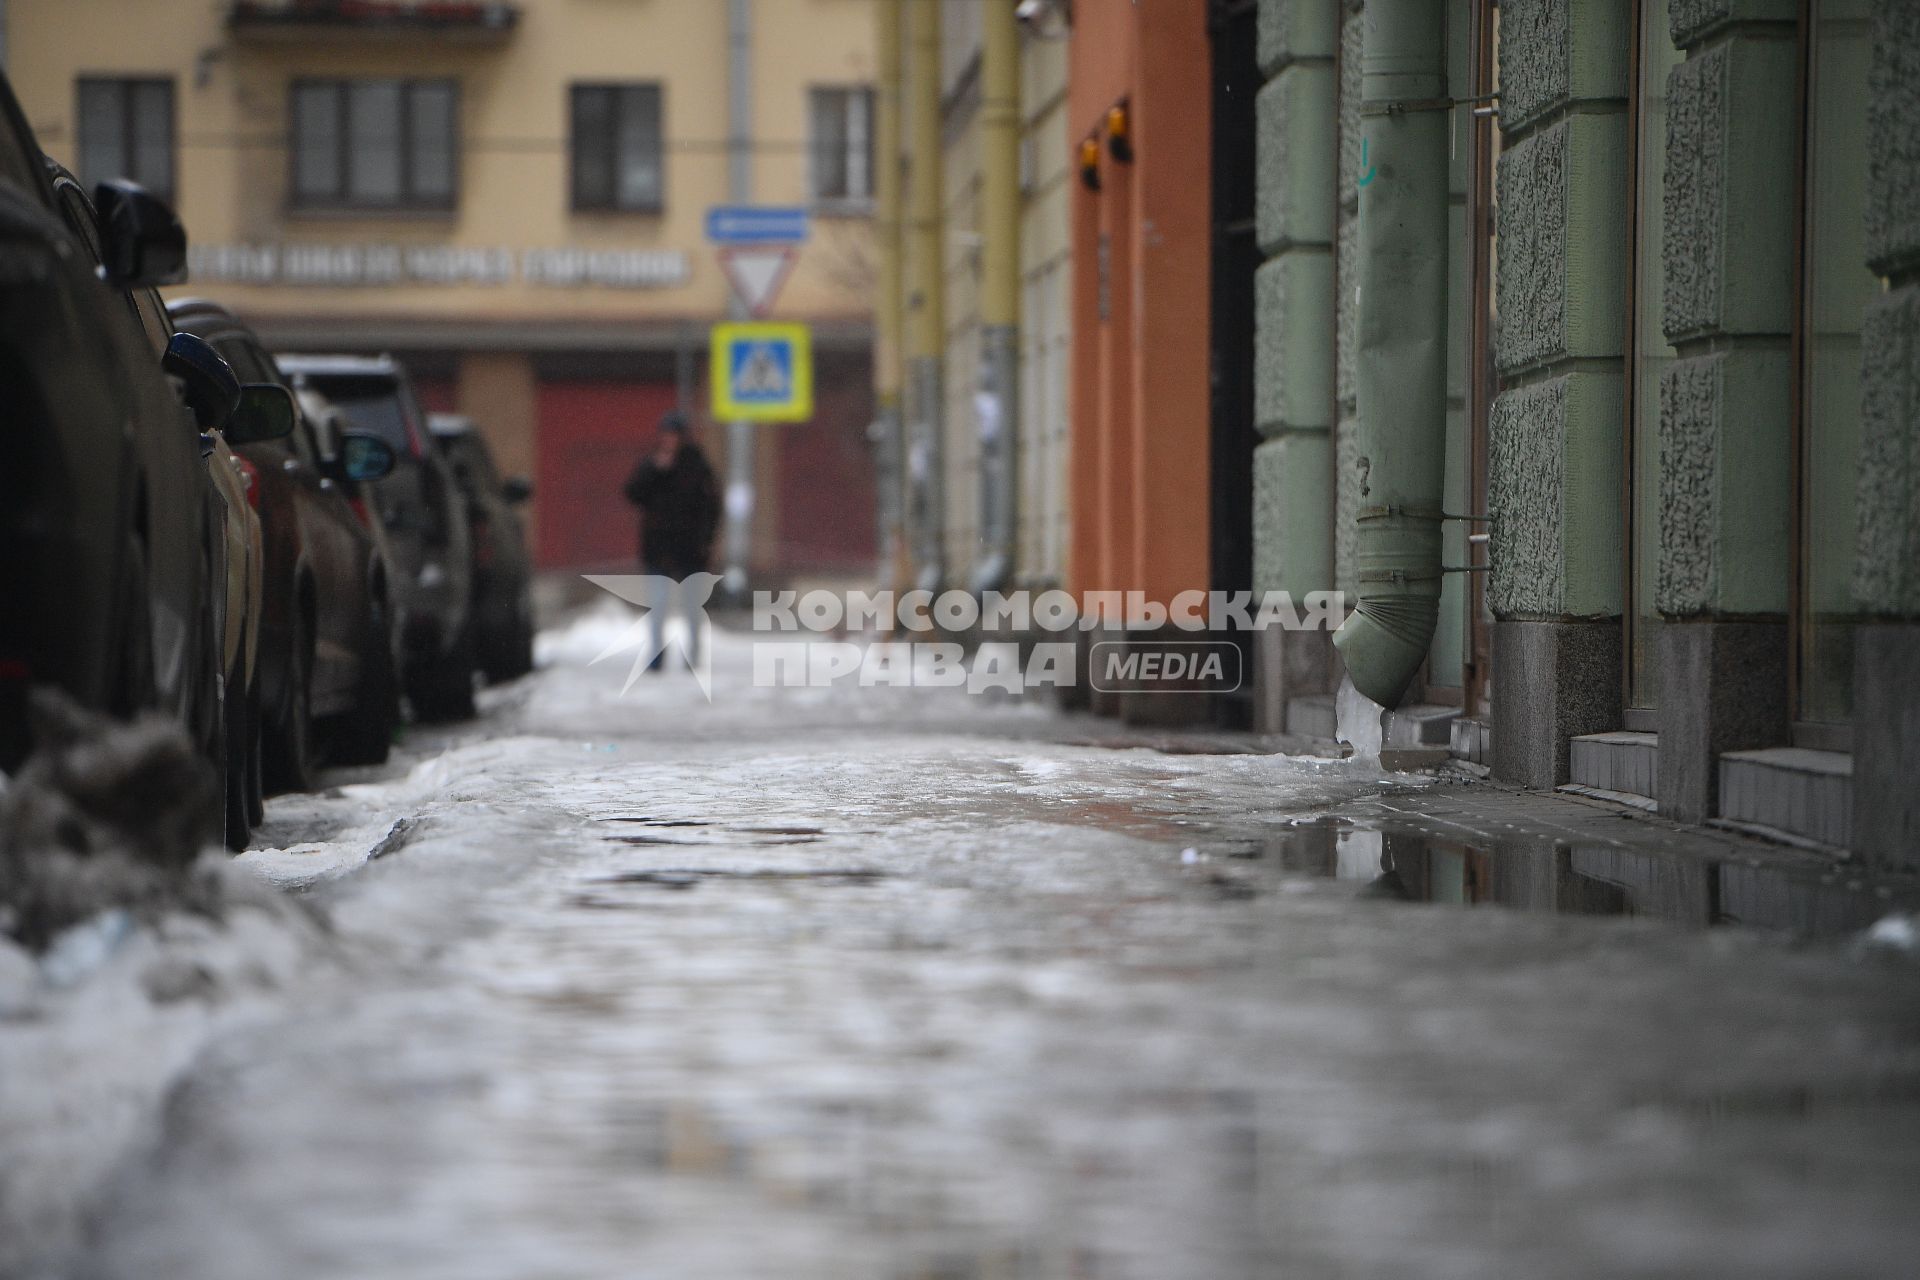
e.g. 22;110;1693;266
536;380;678;571
412;377;458;415
775;353;875;574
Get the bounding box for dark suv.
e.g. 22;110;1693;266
170;301;403;781
428;414;535;682
277;355;477;721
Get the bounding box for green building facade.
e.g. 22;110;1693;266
1249;0;1919;867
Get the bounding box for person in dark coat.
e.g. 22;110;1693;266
623;411;721;669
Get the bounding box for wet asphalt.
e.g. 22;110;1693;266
69;614;1920;1280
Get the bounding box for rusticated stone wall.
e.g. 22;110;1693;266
1332;4;1362;602
1249;0;1339;602
1487;3;1629;622
1655;4;1797;619
1856;0;1920;622
1656;351;1791;615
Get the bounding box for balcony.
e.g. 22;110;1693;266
227;1;520;45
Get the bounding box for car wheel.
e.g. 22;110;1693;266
223;663;252;852
482;595;535;683
111;534;156;719
263;597;316;793
409;623;476;723
508;599;536;679
245;675;265;828
194;586;230;845
327;598;399;766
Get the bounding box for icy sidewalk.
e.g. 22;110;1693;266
7;604;1920;1280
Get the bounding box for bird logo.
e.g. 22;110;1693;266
581;573;723;700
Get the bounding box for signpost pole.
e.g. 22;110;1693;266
721;0;755;603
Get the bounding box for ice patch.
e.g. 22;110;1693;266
1858;913;1917;957
1334;674;1386;764
0;858;332;1277
534;599;644;669
39;909;135;989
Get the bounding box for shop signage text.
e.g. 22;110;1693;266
187;243;693;289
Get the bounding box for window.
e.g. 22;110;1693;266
809;87;873;205
290;79;458;210
570;84;664;213
77;78;174;201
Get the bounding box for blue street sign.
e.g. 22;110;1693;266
729;339;792;404
704;205;810;245
711;322;813;421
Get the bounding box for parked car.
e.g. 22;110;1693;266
296;383;405;587
41;162;296;851
0;72;286;848
295;381;411;749
169;301;403;783
277;355;476;721
427;414;535;682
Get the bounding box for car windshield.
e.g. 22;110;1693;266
302;375;414;454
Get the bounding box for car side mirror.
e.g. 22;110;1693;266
163;332;239;430
93;179;187;288
341;431;397;483
500;476;533;504
226;383;297;445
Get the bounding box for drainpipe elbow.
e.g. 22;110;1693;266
1331;515;1443;709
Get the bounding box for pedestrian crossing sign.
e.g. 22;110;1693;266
710;322;813;422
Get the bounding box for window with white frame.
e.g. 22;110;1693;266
809;87;873;205
570;83;665;213
77;77;175;201
290;78;458;210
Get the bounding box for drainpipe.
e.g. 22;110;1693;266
872;0;906;577
905;0;945;593
720;0;756;600
972;0;1021;594
1330;0;1450;708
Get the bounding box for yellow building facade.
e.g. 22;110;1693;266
5;0;878;576
874;0;1070;594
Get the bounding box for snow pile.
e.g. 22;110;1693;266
0;691;336;1276
0;691;218;951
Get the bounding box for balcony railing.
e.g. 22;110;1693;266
227;1;520;44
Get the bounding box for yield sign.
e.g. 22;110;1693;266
718;245;797;318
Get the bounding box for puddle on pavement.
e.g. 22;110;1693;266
1058;734;1269;756
1257;823;1908;937
606;833;826;847
600;817;827;832
597;818;831;846
600;817;713;828
593;867;891;891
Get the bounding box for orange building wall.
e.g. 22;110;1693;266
1065;0;1212;613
